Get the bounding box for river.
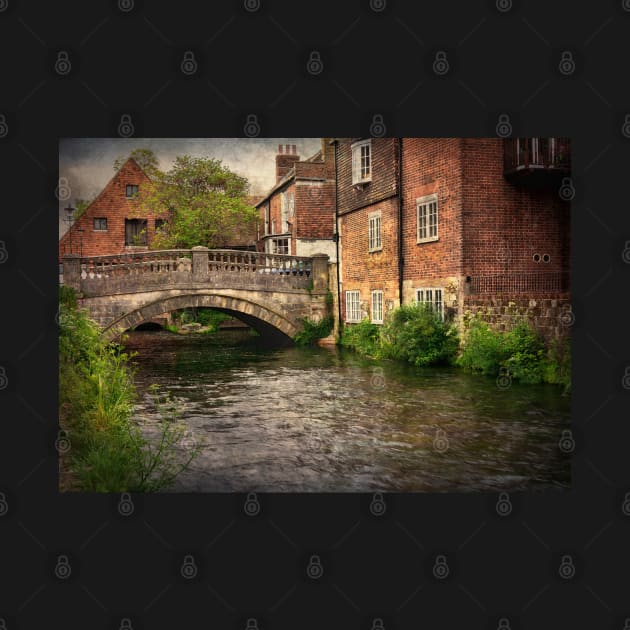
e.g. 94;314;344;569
123;329;571;493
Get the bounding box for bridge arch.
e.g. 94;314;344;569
102;292;300;344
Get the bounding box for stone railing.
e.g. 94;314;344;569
62;247;328;296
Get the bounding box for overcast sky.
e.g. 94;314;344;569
58;138;322;238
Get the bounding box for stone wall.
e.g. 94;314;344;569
462;293;572;342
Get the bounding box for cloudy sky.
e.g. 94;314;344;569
58;138;322;238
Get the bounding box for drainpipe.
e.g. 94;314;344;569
398;138;404;307
332;139;342;333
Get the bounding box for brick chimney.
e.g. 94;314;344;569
276;144;300;183
321;138;336;179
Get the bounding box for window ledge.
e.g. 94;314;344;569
93;229;108;232
417;236;439;244
368;246;383;253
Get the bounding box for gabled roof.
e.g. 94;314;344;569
59;157;152;243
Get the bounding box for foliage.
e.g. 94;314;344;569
73;196;97;220
58;289;198;491
541;336;572;394
339;319;382;357
380;303;459;366
294;315;334;346
135;155;258;250
114;148;160;178
456;314;571;389
195;308;231;330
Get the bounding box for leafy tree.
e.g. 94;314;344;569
136;155;258;249
73;196;97;219
114;148;160;178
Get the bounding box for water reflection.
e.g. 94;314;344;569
124;329;571;492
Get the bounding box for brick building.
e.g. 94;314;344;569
336;137;571;340
58;158;166;260
59;158;259;261
256;141;336;261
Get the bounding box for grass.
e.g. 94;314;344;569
58;286;198;491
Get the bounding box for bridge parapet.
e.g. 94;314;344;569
62;248;326;297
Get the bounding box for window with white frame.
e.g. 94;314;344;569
263;203;270;235
351;140;371;184
280;191;291;232
371;290;384;324
368;211;382;251
271;238;289;255
417;194;438;243
345;290;361;322
416;288;443;319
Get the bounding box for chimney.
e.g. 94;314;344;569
276;143;300;183
321;137;336;179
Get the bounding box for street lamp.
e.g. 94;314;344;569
64;205;75;255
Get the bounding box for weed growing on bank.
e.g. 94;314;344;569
338;302;570;390
58;286;198;491
456;314;571;392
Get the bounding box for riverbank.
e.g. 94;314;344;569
338;304;571;394
58;287;197;491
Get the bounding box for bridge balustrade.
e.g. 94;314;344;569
62;248;323;296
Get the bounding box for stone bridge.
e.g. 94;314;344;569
62;247;331;344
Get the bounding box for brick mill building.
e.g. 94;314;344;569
59;157;259;261
58;158;166;260
335;137;571;340
255;141;337;262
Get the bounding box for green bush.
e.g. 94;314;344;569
380;303;459;366
340;319;382;357
195;308;231;329
457;314;570;388
59;289;198;491
542;336;571;393
294;315;334;345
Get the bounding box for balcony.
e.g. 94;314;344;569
504;138;571;188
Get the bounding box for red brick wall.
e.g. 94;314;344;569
58;159;165;260
461;138;570;279
336;138;399;214
401;137;464;283
339;197;399;322
295;181;335;240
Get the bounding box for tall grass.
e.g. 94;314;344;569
59;286;198;491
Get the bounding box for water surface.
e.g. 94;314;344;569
124;329;571;492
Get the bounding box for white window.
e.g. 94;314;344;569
280;192;288;232
416;288;443;319
271;238;289;255
345;290;361;322
371;290;384;324
351;140;371;184
263;204;270;235
368;211;382;251
271;218;276;235
417;194;438;243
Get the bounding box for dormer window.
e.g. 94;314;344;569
351;140;371;185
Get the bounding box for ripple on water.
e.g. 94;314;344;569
123;330;571;492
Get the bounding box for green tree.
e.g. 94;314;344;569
114;148;160;178
73;196;97;219
137;155;258;249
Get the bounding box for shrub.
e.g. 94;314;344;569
59;288;198;491
294;315;334;346
456;316;509;376
457;314;570;388
380;303;459;366
340;319;382;357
